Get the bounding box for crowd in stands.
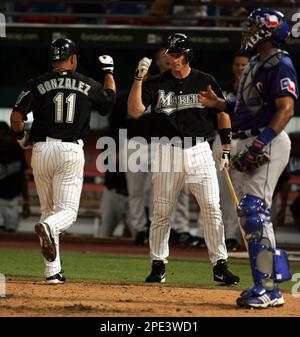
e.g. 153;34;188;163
1;1;298;27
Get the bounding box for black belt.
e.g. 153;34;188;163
35;138;79;144
171;137;206;149
232;129;262;140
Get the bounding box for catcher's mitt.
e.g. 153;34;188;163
231;148;270;172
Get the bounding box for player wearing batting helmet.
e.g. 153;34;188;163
128;33;240;286
10;38;116;284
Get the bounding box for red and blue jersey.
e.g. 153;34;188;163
232;50;298;131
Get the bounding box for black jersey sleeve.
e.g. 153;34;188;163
208;75;227;115
13;79;34;116
89;80;116;116
210;75;225;100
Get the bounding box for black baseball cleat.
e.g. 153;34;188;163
145;260;166;283
213;259;240;285
35;222;57;262
46;271;66;285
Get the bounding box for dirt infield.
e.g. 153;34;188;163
1;281;300;317
1;233;300;317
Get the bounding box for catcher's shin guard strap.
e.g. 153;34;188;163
237;194;267;240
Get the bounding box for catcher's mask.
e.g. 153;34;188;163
241;8;290;52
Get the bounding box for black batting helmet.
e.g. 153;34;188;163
50;38;77;62
165;33;193;62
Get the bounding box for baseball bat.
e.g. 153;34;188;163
222;166;248;251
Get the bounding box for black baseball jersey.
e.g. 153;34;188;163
13;70;115;142
141;69;225;139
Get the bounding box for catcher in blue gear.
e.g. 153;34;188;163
199;8;298;309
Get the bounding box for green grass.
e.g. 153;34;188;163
0;249;299;291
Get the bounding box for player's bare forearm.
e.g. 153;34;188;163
103;73;116;93
216;98;227;112
217;111;231;129
269;96;294;134
128;80;145;118
10;110;25;133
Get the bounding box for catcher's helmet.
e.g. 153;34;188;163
241;8;290;52
50;38;77;62
165;33;193;62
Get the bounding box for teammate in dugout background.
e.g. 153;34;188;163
199;8;298;308
128;33;240;285
0;121;30;232
10;38;116;284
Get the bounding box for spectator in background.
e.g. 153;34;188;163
0;121;30;232
222;51;250;100
220;3;248;27
148;0;173;16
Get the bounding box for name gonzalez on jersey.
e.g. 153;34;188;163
37;77;91;96
155;89;204;115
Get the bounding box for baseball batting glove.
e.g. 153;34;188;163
99;55;114;74
134;57;152;81
231;139;270;172
16;130;31;149
219;149;230;171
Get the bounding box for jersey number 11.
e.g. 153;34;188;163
53;92;76;123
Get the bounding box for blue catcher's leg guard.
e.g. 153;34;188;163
236;195;291;308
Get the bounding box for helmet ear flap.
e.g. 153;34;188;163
275;21;291;41
187;50;193;62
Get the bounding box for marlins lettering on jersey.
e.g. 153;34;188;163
37;77;91;96
155;90;204;115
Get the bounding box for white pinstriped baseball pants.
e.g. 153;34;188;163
31;138;85;277
149;141;228;265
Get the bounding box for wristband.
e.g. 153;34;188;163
14;129;25;140
257;127;277;146
219;128;232;145
104;69;113;75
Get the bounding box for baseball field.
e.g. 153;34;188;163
0;234;300;317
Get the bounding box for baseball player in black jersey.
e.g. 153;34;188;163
128;33;239;285
10;38;116;284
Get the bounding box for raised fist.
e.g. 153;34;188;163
134;57;152;81
99;55;114;74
